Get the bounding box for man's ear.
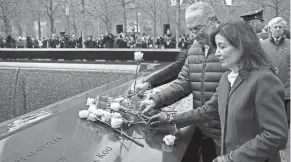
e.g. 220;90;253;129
248;20;256;28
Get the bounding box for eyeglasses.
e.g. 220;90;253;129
188;16;214;39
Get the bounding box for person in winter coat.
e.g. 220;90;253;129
261;17;290;125
148;21;288;162
140;2;227;162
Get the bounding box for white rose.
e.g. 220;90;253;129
79;110;89;119
88;105;98;113
110;102;121;111
163;134;176;146
87;113;97;122
94;109;105;116
134;51;144;61
86;98;95;106
111;112;122;119
111;118;123;128
101;111;112;122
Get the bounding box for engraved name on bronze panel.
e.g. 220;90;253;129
12;137;63;162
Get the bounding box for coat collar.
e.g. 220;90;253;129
229;74;243;97
221;70;244;97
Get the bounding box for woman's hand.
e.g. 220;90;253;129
140;99;156;113
212;151;233;162
148;112;171;127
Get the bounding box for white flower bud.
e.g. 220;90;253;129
87;113;97;122
111;118;123;128
94;109;105;116
88;105;98;113
79;110;89;119
110;102;121;111
163;134;176;146
134;51;144;61
86;98;95;106
111;112;122;119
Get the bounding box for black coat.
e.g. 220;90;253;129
144;50;187;88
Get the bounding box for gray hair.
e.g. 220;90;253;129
185;2;215;19
268;17;287;28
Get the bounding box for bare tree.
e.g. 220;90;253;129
38;0;63;35
58;0;82;37
25;0;44;38
161;0;174;24
87;0;120;33
118;0;135;35
0;0;21;36
137;0;164;47
253;0;289;17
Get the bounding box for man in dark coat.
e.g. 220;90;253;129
49;34;58;48
163;28;176;48
102;33;114;48
261;17;290;125
67;35;77;48
6;35;16;48
26;36;33;48
136;2;228;162
0;37;5;48
240;8;264;34
84;35;94;48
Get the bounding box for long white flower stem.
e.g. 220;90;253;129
133;61;139;93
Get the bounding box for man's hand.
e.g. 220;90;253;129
140;99;156;113
134;82;150;93
148;112;171;127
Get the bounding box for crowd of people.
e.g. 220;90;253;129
0;28;194;49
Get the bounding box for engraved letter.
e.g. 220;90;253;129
95;153;105;158
106;147;112;151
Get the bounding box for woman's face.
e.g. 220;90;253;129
215;33;241;70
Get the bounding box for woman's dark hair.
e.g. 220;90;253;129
210;20;274;76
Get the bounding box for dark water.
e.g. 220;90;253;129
0;68;133;123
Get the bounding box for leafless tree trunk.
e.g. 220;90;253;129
138;0;163;48
0;1;20;36
38;14;41;38
81;0;85;48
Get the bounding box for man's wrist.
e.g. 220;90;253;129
167;114;175;124
229;150;234;162
144;82;152;90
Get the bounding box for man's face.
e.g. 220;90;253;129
185;9;215;41
270;22;285;38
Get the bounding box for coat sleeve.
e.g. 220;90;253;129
232;71;288;162
144;51;187;88
151;57;192;108
284;53;290;100
172;88;219;128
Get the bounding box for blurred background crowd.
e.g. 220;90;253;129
0;28;192;49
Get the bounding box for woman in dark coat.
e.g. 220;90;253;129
148;21;288;162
